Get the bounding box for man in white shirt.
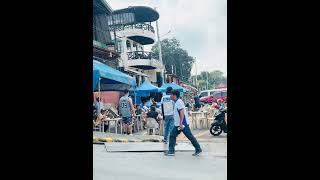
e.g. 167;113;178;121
160;87;175;144
165;90;202;156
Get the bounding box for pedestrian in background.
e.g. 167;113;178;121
161;87;175;144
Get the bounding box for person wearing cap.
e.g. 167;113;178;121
165;90;202;156
160;87;175;144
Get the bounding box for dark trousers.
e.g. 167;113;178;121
168;125;201;153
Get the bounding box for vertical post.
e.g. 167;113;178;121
156;17;164;84
180;63;183;81
98;77;101;101
206;71;209;90
111;13;117;52
195;58;198;90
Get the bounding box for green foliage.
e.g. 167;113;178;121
151;38;195;82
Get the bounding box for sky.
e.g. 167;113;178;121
107;0;227;76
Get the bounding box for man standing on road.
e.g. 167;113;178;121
119;89;136;135
165;90;202;156
161;87;175;144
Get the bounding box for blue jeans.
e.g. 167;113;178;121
163;115;174;142
168;125;201;153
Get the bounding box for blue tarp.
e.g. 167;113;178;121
135;80;159;93
93;60;136;91
159;82;187;93
93;70;100;90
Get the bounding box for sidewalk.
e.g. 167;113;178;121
93;129;227;144
93;131;163;144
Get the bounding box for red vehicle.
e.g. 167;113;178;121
199;88;227;104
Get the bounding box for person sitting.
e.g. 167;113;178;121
135;104;142;115
193;96;201;111
95;109;109;132
146;106;159;129
147;106;158;119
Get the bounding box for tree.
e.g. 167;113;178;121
191;70;227;89
151;38;195;82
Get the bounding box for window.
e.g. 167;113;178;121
126;40;131;51
116;40;122;53
199;92;208;97
133;42;138;51
222;91;227;96
212;91;227;97
210;91;215;95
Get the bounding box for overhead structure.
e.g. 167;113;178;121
93;60;136;91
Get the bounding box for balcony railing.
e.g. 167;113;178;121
110;23;155;33
127;51;159;61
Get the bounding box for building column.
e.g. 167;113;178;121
121;37;127;67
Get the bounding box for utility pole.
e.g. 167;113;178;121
195;58;198;90
207;71;209;90
180;63;183;81
155;8;164;84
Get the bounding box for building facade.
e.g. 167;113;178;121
107;6;165;87
93;0;119;68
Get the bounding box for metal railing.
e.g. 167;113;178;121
127;51;159;61
110;23;155;33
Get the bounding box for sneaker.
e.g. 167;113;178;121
129;134;133;136
192;149;202;156
164;151;175;156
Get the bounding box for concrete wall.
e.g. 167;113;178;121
94;91;121;107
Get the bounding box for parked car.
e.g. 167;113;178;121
199;88;227;104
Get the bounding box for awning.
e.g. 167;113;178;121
93;60;136;91
135;80;159;93
159;83;187;93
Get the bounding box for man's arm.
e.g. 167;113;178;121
161;104;164;117
179;109;184;125
176;100;185;129
129;98;136;116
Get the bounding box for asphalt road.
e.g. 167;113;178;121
93;136;227;180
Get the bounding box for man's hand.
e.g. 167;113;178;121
179;124;184;130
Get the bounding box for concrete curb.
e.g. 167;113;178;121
93;136;161;144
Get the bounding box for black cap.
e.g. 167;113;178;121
166;87;173;94
171;89;180;98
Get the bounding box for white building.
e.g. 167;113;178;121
107;6;165;87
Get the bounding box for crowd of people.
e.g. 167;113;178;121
93;87;227;156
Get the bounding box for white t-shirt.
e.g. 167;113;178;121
161;95;174;116
173;99;189;126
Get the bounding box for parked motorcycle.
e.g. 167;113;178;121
210;108;227;136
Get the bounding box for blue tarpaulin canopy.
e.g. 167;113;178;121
159;82;187;93
93;60;136;91
135;80;159;93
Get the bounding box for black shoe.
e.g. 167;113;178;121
192;149;202;156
